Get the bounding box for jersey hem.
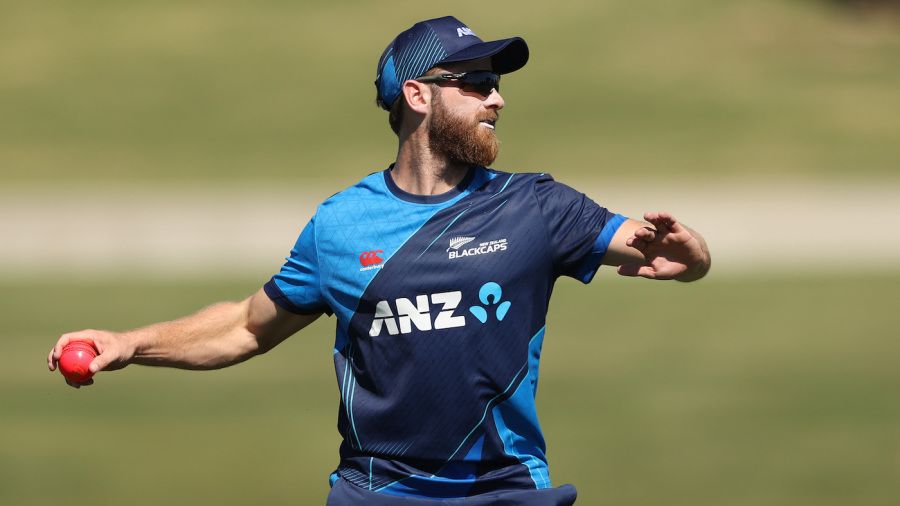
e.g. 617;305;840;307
574;213;627;283
263;279;332;315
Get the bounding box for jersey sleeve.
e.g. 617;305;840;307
533;174;627;283
263;215;332;315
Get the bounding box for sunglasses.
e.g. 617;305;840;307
416;71;501;97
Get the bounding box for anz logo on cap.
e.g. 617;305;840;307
457;26;476;37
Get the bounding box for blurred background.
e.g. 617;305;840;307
2;1;898;505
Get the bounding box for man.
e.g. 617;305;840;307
48;16;710;505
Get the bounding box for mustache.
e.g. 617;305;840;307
477;112;499;124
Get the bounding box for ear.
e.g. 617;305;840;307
401;80;434;116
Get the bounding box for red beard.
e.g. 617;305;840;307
428;92;500;167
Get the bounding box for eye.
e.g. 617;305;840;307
462;76;499;96
465;83;493;95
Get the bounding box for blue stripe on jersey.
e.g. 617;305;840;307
491;326;551;489
414;172;515;259
344;343;363;449
417;207;472;260
489;172;515;198
374;435;486;499
372;326;547;498
574;213;627;283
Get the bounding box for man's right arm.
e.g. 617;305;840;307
47;288;321;387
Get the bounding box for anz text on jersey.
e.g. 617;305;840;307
369;291;464;336
368;282;512;337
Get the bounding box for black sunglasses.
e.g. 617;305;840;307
416;71;501;96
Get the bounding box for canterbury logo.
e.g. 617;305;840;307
447;236;476;251
457;27;476;37
359;250;384;267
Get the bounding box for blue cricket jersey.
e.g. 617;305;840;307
264;166;626;501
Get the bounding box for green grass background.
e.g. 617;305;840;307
3;0;900;504
2;0;899;184
3;275;899;505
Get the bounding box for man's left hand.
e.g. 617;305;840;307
617;211;710;281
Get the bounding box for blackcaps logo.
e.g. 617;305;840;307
447;236;476;252
447;237;508;260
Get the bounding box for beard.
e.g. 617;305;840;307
427;92;500;167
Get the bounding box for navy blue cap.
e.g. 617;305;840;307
375;16;529;110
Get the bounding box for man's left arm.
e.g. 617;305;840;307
602;211;711;282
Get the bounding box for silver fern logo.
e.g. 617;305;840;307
447;236;476;252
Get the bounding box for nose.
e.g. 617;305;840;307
485;88;504;110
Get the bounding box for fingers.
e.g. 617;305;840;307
643;211;685;234
48;333;78;371
50;331;94;364
634;226;656;242
617;263;657;279
626;226;657;252
49;330;101;373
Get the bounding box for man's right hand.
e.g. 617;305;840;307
46;287;322;389
48;329;134;388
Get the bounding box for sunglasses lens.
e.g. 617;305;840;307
461;72;500;95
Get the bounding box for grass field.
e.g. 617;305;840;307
2;0;899;184
3;274;898;505
3;1;898;504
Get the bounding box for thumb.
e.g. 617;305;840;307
89;353;113;374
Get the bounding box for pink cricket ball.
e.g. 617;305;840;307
59;340;98;383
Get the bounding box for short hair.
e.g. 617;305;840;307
387;95;404;136
378;67;446;136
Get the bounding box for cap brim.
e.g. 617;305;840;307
437;37;529;75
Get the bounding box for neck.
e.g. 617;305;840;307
391;132;470;195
